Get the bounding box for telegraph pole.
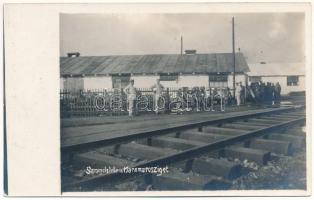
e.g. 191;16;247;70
232;17;236;98
180;36;183;55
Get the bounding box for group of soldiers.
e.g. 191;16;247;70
246;81;282;105
73;79;282;117
125;79;165;117
125;79;229;117
123;79;282;117
235;81;282;106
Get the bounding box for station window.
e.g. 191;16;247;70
249;76;262;83
287;76;299;86
209;75;228;88
112;75;131;89
209;75;228;82
160;74;178;81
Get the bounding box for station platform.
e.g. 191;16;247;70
61;104;285;149
61;105;265;127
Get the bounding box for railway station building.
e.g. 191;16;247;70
247;62;305;95
60;52;249;91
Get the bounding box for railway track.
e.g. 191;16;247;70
61;106;306;191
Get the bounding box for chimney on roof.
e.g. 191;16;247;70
67;52;80;57
185;49;197;55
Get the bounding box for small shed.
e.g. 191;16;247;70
247;62;305;95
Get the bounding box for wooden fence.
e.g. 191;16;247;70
60;87;231;118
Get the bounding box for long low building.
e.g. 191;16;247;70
60;52;249;91
247;62;305;95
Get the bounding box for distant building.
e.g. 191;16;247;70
60;52;249;91
247;62;305;95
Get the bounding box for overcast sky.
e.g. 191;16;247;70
60;13;304;63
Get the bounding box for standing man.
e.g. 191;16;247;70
260;82;266;103
239;82;245;105
205;87;211;111
235;82;242;106
199;87;206;111
164;88;171;114
275;82;281;102
151;79;164;114
124;80;137;117
271;83;276;105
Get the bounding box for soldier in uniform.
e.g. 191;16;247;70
124;80;137;117
235;82;242;106
239;82;245;104
199;87;206;111
205;88;211;110
151;79;165;114
271;83;276;105
275;82;282;102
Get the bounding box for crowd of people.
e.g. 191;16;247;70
124;79;228;117
123;79;282;117
246;81;282;105
124;79;281;116
62;79;282;117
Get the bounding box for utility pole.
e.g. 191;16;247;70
180;36;183;55
232;17;236;98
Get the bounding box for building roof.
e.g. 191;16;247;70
247;62;305;77
60;53;249;76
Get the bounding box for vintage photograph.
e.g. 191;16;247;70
59;12;306;192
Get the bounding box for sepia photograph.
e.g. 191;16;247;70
59;12;307;193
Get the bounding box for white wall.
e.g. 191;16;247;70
62;77;84;91
299;76;306;92
160;75;209;88
132;74;246;89
61;74;254;91
83;76;112;90
227;74;247;88
60;78;64;90
132;74;209;89
131;75;159;88
248;75;305;95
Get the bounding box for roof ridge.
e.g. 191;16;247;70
60;53;250;75
60;52;243;58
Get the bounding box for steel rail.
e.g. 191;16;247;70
62;115;305;190
61;106;302;154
